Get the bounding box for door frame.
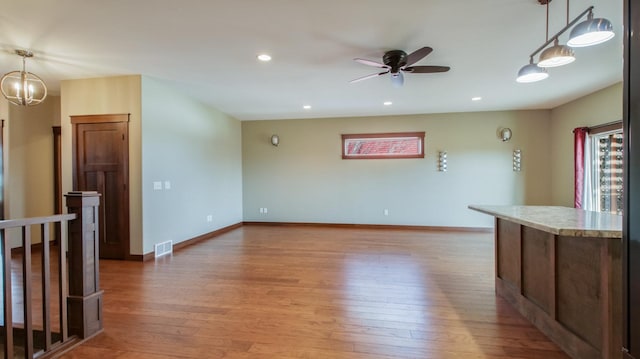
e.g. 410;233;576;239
624;0;640;356
0;119;4;220
71;113;130;259
53;126;61;242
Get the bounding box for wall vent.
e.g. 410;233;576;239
154;240;173;258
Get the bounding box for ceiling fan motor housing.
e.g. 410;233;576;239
383;50;407;73
349;46;449;85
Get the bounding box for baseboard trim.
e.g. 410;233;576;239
127;254;148;262
174;222;243;252
134;221;491;261
242;221;493;233
138;222;244;261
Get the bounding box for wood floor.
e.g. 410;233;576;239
58;225;570;359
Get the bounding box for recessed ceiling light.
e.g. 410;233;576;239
257;54;272;62
383;101;393;106
303;105;311;110
472;96;482;101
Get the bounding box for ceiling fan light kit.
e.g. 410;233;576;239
391;72;404;88
350;46;450;87
516;0;614;83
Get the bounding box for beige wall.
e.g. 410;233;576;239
550;83;623;206
60;76;143;254
2;76;618;250
3;96;59;247
242;110;552;228
59;75;243;255
140;77;243;254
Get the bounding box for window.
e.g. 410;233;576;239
341;132;425;159
575;122;623;215
592;130;624;214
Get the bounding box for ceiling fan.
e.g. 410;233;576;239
350;47;450;87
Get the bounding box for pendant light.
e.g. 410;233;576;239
0;49;48;106
516;0;615;83
567;9;615;47
516;58;549;83
538;39;575;67
537;1;575;68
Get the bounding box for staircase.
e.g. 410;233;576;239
0;328;63;358
0;192;103;358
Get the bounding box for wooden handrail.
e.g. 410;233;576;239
1;215;74;359
0;191;102;358
0;214;76;230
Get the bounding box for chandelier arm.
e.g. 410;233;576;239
21;71;27;105
528;5;594;59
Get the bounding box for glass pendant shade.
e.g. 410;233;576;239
1;50;47;106
516;63;549;83
538;43;576;68
391;72;404;88
567;17;615;47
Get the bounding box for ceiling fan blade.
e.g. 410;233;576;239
349;70;390;83
405;47;433;67
391;72;404;87
354;58;389;69
404;65;450;73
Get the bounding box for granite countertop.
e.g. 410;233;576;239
468;205;622;238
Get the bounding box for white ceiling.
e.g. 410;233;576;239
0;0;623;121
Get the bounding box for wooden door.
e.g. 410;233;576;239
72;114;129;260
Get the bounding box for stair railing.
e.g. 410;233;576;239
0;191;103;358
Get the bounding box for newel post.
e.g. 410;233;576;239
65;191;104;338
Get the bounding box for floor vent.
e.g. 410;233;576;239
154;240;173;258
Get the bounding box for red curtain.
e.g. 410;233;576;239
574;127;589;208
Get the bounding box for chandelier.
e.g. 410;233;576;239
1;49;48;106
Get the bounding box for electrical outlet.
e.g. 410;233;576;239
259;208;264;214
264;208;268;214
164;181;171;190
206;215;213;222
384;209;389;216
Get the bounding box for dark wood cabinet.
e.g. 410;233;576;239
470;205;622;359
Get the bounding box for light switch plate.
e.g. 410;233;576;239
164;181;171;190
153;181;162;190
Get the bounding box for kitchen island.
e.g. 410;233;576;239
469;205;622;359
